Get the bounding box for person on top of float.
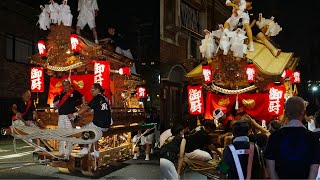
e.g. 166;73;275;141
68;83;112;157
76;0;99;44
11;89;44;152
244;0;282;57
224;0;255;52
53;79;85;158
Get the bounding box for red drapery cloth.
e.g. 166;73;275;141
205;92;275;123
47;74;111;106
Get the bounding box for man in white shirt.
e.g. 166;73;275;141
76;0;99;44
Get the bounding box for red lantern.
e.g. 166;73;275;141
187;85;204;115
202;65;212;84
136;87;147;98
291;71;301;83
37;40;47;58
281;69;293;79
268;84;285;116
70;34;79;54
30;67;44;92
119;67;131;76
246;64;256;83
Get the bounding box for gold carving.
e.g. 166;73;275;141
55;81;62;88
73;80;84;89
242;99;256;109
218;98;230;107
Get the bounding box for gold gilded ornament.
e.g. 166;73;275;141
55;81;62;88
73;80;84;89
218;98;230;107
242;99;256;109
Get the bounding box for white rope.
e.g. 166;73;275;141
10;123;102;160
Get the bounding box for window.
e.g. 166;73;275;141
180;2;199;33
190;37;198;59
164;0;176;27
5;34;35;64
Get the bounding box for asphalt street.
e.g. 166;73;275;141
0;136;161;179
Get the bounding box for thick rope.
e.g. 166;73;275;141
10;123;102;160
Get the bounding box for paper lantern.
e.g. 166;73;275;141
187;85;204;115
136;87;147;98
37;40;47;58
246;64;256;83
291;71;301;84
70;34;79;54
202;65;212;84
30;67;44;92
281;69;293;79
119;67;131;76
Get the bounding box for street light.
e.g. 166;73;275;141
312;86;318;92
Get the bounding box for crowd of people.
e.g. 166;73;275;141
160;96;320;179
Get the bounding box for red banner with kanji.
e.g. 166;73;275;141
188;85;204;115
30;67;44;92
94;61;111;100
268;84;285;116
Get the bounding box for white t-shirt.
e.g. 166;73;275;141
308;119;316;131
160;129;172;147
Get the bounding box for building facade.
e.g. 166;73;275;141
160;0;229;131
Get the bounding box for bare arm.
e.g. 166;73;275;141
12;104;20;115
176;138;186;176
250;19;257;28
246;114;271;137
68;105;91;119
99;38;111;42
208;144;222;157
266;159;279;179
33;110;38;120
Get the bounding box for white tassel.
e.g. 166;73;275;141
235;94;239;110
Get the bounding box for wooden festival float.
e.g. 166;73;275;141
12;24;153;176
182;16;301;177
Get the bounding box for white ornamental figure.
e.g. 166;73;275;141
59;0;73;26
31;68;42;90
37;5;51;30
48;0;60;24
230;28;247;58
199;30;217;59
189;89;202;113
94;63;105;85
256;15;282;37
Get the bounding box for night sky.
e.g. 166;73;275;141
251;0;319;102
19;0;159;61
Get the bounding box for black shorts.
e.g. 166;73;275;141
252;25;262;37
